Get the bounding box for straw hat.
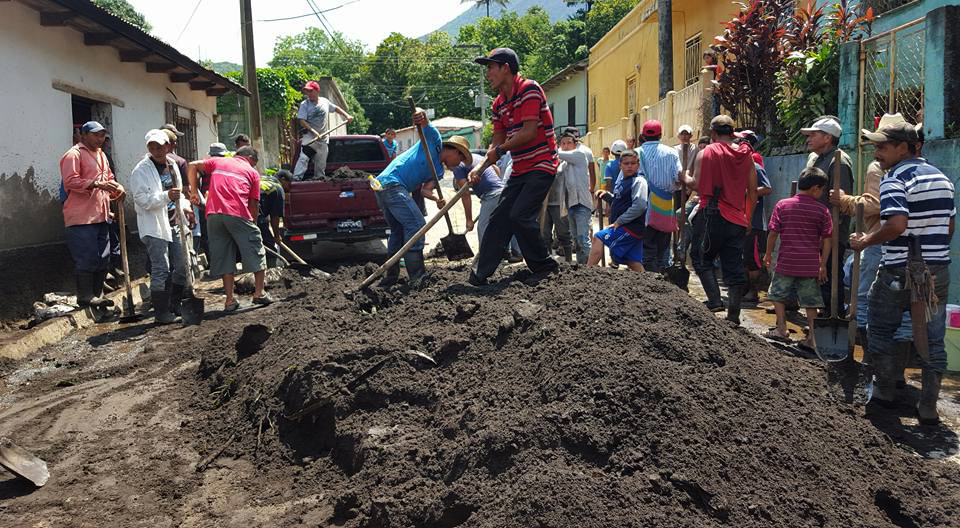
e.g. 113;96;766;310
443;135;472;163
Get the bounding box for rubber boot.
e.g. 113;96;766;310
89;271;114;308
868;349;898;408
76;272;95;307
917;369;943;425
170;283;185;317
151;290;175;325
725;284;744;325
893;340;911;390
697;269;724;312
405;251;427;289
378;264;401;288
561;244;573;263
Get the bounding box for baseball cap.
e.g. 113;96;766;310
710;115;735;130
474;48;520;73
81;121;105;134
161;123;184;137
145;129;169;146
610;139;628;155
800;117;842;138
303;80;321;92
861;120;919;144
678;124;693;135
209;142;228;157
641;120;662;137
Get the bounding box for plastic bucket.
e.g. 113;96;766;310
947;304;960;328
946;327;960;372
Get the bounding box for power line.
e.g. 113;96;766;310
257;0;360;22
175;0;204;44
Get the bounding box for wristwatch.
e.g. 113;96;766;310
494;145;505;159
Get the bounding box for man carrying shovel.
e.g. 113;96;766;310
298;81;353;180
371;109;447;288
851;120;955;424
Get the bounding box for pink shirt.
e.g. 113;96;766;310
60;143;115;227
768;194;833;278
203;157;260;221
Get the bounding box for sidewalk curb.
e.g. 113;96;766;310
0;279;151;360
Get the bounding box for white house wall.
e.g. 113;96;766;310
545;70;588;133
0;1;219;251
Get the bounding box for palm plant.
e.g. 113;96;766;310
462;0;511;18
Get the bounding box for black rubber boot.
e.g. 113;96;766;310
868;350;898;409
725;284;744;325
76;272;95;307
697;269;724;312
917;369;943;425
151;290;175;325
378;264;401;288
893;340;911;389
89;271;114;308
561;244;573;263
405;251;427;289
170;283;185;317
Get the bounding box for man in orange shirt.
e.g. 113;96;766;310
60;121;126;309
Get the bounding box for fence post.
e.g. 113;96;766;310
665;90;676;144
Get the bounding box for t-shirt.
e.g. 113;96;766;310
637;141;681;194
297;97;339;140
697;141;755;227
151;158;177;225
258;174;284;224
375;124;443;193
806;148;854;246
453;153;502;198
383;139;398;159
202;157;261;221
768;194;833;278
557;144;594;210
752;163;772;231
878;158;956;268
491;75;558;176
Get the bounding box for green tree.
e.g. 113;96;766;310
92;0;151;32
461;0;511;18
583;0;639;47
269;28;366;83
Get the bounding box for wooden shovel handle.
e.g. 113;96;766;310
406;97;454;234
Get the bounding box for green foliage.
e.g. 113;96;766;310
775;41;840;147
217;70;295;119
482;123;494;148
92;0;151;32
461;0;512;17
583;0;638;46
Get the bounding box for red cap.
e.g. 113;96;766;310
303;81;321;92
641;120;662;137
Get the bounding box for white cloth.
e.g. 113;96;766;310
129;154;191;243
557;144;594;211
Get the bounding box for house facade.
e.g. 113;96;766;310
0;0;246;252
395;117;484;155
542;60;589;137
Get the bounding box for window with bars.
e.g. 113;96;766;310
684;33;702;87
164;102;199;161
626;76;637;115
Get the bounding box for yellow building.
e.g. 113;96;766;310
588;0;741;146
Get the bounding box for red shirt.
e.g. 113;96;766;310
492;75;558;176
768;194;833;277
203;157;261;221
60;143;115;227
697;141;755;227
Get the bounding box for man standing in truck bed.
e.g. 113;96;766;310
298;80;353;180
468;47;559;286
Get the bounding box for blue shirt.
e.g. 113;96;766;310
637;141;682;194
383;139;398;159
752;164;771;231
604;158;621;185
878;158;955;268
376;124;444;192
453;153;502;198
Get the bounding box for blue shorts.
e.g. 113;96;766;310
595;226;644;264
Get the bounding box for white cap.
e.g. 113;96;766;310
800;117;842;138
145;129;169;146
610;139;628;155
678;124;693;135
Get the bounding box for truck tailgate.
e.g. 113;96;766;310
285;179;384;232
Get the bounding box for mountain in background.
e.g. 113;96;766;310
207;61;242;75
430;0;580;39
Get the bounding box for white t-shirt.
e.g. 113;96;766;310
297;97;338;140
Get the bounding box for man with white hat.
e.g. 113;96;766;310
802;115;854;308
676;124;698;177
130;130;194;324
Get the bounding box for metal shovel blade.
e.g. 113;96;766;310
813;317;849;362
440;233;474;261
0;437;49;487
181;295;204;326
664;262;690;292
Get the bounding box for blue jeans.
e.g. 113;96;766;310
856;245;912;339
143;235;186;292
642;225;672;272
376;184;426;257
868;265;949;371
566;204;593;264
65;222;111;272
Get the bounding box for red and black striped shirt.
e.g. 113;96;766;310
492;75;558;176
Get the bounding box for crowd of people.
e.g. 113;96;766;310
57;46;953;425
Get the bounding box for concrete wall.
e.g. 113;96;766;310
0;2;219;251
546;69;588;134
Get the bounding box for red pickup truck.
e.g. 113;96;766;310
284;135;390;243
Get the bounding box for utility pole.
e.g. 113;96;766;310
657;0;674;99
240;0;264;156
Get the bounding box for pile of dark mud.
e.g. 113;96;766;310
191;265;960;527
325;166;371;181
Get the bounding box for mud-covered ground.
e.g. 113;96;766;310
2;264;959;527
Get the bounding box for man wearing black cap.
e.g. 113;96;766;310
851;120;955;425
468;47;559;285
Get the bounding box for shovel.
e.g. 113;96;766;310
813;151;848;361
406;97;473;261
116;201;143;323
171;162;204;326
0;437;49;487
275;239;331;279
664;189;690;291
597;199;606;267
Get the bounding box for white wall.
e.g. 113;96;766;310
545;70;588;133
0;1;219;250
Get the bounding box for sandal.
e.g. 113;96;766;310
762;329;790;342
252;293;274;305
223;300;240;312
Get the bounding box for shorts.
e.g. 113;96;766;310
595;226;644;264
207;213;266;278
767;273;823;308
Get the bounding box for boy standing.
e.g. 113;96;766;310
587;150;648;271
763;168;833;349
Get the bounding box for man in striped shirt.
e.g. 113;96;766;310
468;48;559;285
850;121;955;424
636;120;684;272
